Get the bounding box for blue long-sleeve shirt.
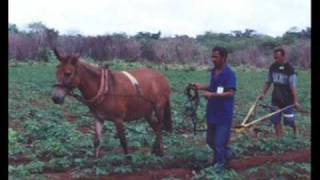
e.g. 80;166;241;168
206;65;237;125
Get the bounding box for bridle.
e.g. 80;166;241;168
52;64;80;91
53;67;109;105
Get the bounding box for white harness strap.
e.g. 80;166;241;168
121;71;139;86
283;114;294;118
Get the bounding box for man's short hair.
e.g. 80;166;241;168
274;47;286;56
212;46;228;58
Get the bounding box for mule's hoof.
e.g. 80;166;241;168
152;149;164;156
95;148;101;158
125;155;132;161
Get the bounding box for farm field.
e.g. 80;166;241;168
9;60;311;179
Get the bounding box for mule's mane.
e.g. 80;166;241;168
78;59;101;77
79;59;99;68
77;59;116;92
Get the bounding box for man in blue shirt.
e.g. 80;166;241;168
195;46;237;172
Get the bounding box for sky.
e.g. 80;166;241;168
9;0;311;37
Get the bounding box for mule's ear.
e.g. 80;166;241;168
53;48;63;61
71;54;80;65
73;53;81;60
103;63;110;69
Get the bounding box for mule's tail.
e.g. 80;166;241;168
163;100;173;132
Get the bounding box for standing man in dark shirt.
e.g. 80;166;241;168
195;46;237;172
259;47;300;138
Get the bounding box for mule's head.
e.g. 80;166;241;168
51;49;81;104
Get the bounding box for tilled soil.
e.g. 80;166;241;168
42;149;310;180
229;149;310;170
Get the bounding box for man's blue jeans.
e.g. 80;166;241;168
206;122;233;167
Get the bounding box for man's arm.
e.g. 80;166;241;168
194;83;209;91
260;82;271;99
203;89;235;99
289;74;300;108
291;87;300;107
259;68;273;99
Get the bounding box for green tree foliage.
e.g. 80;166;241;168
282;26;310;44
9;23;19;34
8;23;310;68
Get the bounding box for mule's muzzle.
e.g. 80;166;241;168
51;95;65;104
51;84;68;105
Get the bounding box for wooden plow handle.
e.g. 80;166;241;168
241;104;295;127
240;95;261;126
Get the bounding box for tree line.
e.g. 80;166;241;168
9;22;310;68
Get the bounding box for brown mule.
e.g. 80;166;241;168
51;49;173;158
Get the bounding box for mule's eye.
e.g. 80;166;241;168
65;72;72;77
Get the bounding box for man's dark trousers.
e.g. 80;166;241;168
206;122;233;167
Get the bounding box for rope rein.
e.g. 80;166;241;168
184;83;206;135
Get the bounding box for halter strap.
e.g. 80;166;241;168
84;68;109;104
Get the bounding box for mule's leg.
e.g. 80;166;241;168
94;120;104;158
114;119;128;154
147;107;164;156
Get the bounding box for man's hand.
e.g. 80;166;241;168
193;83;203;90
203;91;213;99
294;101;301;109
258;94;265;100
192;83;209;91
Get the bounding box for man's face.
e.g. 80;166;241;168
273;51;285;64
211;51;225;68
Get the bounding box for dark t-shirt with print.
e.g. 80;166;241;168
266;62;297;108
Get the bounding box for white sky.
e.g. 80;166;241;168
9;0;310;37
